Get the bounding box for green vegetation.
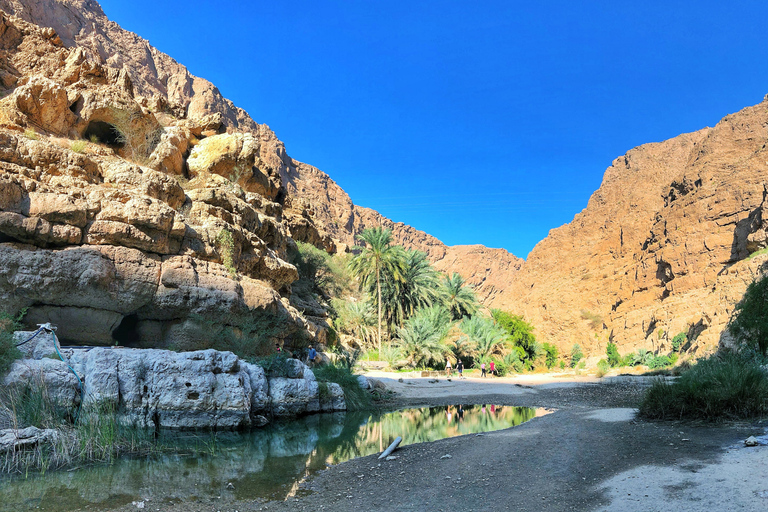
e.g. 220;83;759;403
747;246;768;260
640;352;768;420
23;128;39;140
671;331;687;352
70;139;87;153
332;298;376;348
492;310;539;370
397;306;452;368
569;343;584;368
441;272;479;320
291;241;353;300
313;358;372;411
349;227;406;352
728;273;768;354
606;342;621;367
596;359;610;378
0;311;23;376
0;378;162;474
639;273;768;420
215;228;236;276
542;343;558;369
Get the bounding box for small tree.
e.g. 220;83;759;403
671;332;687;352
606;342;621;367
729;274;768;354
569;343;584;368
542;343;558;369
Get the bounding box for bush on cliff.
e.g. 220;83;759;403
640;351;768;420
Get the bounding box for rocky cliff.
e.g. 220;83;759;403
492;98;768;356
3;0;765;361
0;0;522;349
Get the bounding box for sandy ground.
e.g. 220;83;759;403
106;372;767;512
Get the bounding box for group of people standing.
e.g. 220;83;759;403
445;359;496;378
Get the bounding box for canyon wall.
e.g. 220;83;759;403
492;99;768;356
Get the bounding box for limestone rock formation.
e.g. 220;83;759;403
0;10;311;349
0;1;520;350
0;426;59;453
4;343;346;429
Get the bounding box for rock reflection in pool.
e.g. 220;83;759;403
0;405;537;511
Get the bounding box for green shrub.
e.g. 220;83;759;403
639;352;768;420
491;310;538;366
596;359;610;377
215;229;236;276
257;353;293;377
569;343;584;368
23;129;38;140
621;352;636;367
492;357;509;376
728;274;768;354
606;342;621;367
559;360;566;370
671;332;687;352
70;140;87;153
313;362;371;411
0;311;22;376
646;354;672;370
291;241;352;300
542;342;558;369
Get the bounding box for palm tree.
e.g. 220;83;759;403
458;315;506;362
349;227;405;352
395;306;450;368
332;298;376;348
380;249;441;329
440;272;479;320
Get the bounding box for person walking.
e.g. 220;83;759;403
445;358;452;377
307;345;317;367
456;359;464;378
489;360;496;376
481;362;487;377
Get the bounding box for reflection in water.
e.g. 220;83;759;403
0;405;537;511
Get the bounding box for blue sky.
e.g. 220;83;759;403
99;0;768;258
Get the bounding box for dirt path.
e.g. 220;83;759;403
107;373;768;512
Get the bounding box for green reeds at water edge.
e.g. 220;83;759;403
0;380;159;475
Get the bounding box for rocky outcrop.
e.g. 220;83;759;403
0;3;521;349
0;10;311;348
3;339;346;429
0;427;59;453
492;99;768;356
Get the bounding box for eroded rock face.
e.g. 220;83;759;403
492;99;768;357
0;2;520;352
5;344;345;429
0;10;305;348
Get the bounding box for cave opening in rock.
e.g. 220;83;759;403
69;97;84;115
83;120;124;147
112;313;139;346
